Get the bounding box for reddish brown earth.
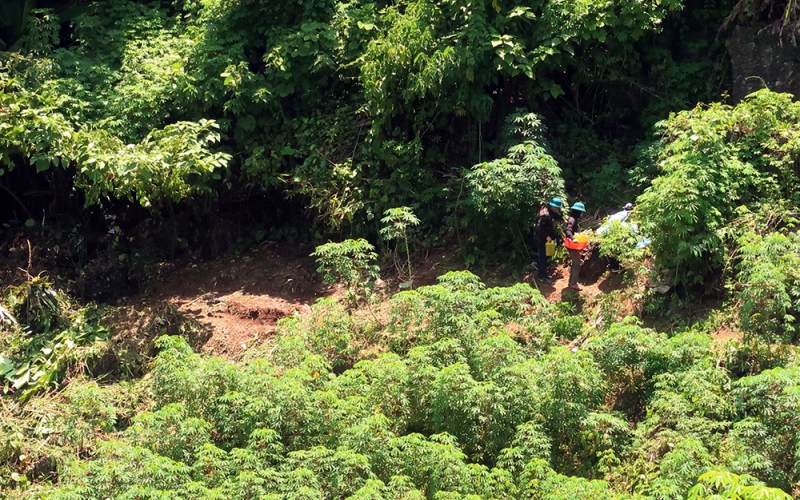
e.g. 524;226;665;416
407;246;621;303
141;242;331;358
120;243;627;359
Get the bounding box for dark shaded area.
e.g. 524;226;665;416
729;24;800;102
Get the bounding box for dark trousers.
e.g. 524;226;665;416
536;239;549;279
568;249;582;285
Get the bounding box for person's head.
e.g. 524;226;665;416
624;203;633;211
570;202;586;218
548;197;563;213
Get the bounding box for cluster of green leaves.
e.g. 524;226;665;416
1;42;231;213
635;90;800;284
735;229;800;343
596;221;647;270
0;0;689;238
313;206;419;303
379;206;420;283
0;276;108;401
1;272;793;499
1;377;145;490
312;238;380;305
688;471;792;500
461;112;565;257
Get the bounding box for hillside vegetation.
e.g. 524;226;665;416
1;269;799;499
2;0;800;499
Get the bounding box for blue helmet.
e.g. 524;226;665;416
548;197;563;208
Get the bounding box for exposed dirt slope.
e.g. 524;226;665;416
140;242;330;357
134;244;625;359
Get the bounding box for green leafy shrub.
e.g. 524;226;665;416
530;347;606;472
380;206;420;284
519;458;637;500
464;113;565;223
462;112;565;257
586;318;665;415
272;297;375;370
688;470;792;500
387;271;549;355
636;90;800;284
597;221;648;270
726;364;800;488
125;403;212;463
0;277;109;400
312;239;380;306
0;378;144;491
75;120;231;209
735;231;800;343
550;313;584;341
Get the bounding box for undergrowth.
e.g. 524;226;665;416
1;271;797;500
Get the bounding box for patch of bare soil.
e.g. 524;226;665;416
111;242;632;360
713;325;741;342
136;243;332;358
521;246;622;304
399;249;466;288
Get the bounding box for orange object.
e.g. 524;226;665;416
563;236;588;251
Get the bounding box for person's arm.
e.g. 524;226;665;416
565;218;575;240
547;217;557;241
536;212;549;240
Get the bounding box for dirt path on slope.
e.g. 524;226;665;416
409;247;625;304
127;244;628;359
531;250;627;304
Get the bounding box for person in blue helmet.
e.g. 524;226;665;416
565;202;586;291
534;197;563;284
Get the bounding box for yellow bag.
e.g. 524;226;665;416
545;241;556;257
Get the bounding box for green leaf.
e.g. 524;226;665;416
239;114;256;132
35;157;50;172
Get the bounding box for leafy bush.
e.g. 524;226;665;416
586;318;665;410
0;377;144;491
597;221;648;270
380;206;420;284
0;277;109;400
688;470;792;500
387;271;551;355
462;112;565;256
312;239;380;305
636;90;800;283
272;297;375;371
735;231;800;343
464;113;565;224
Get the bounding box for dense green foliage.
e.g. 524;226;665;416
5;0;800;498
0;277;108;401
2;273;799;498
0;0;733;249
312;238;380;305
461;112;565;256
635;91;800;284
735;229;800;343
